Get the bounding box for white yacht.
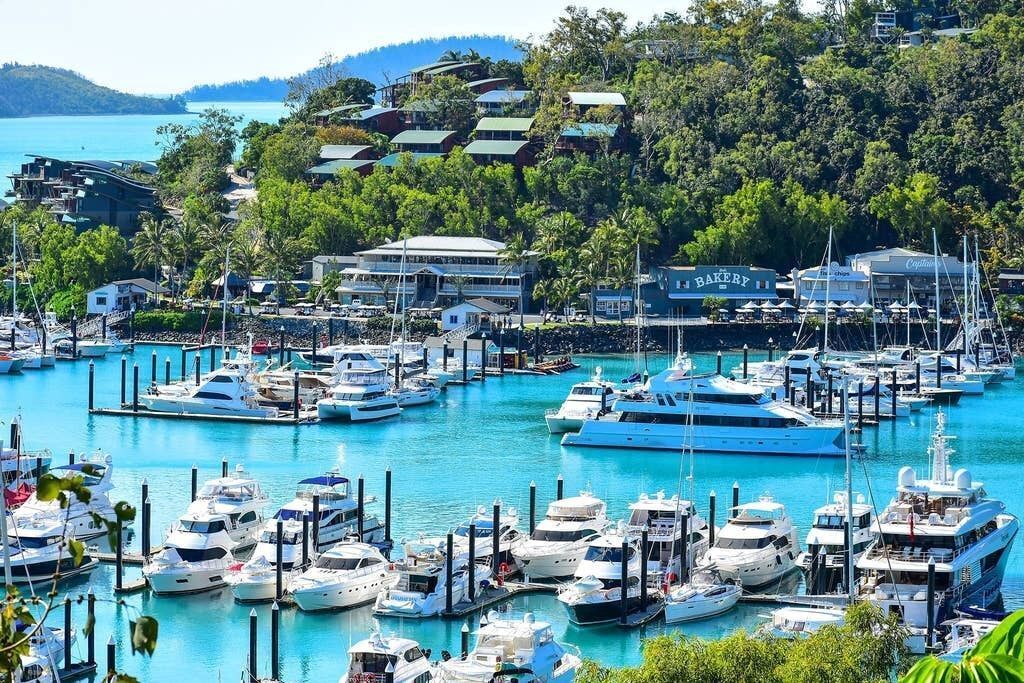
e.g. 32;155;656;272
144;467;267;595
557;526;651;625
374;539;480;618
140;355;278;417
14;653;53;683
856;413;1018;646
289;543;399;611
0;352;26;374
627;491;711;586
431;506;526;574
562;368;847;456
763;606;846;638
664;568;742;623
1;441;51;510
513;493;609;579
797;491;876;594
700;496;800;589
317;362;401;422
433;611;581;683
544;367;621;434
940;617;999;660
392;377;441;408
7;455;116;582
74;339;111;358
229;473;385;602
338;633;432;683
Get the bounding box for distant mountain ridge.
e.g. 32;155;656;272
181;36;522;102
0;63;187;118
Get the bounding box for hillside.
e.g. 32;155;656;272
0;63;187;117
181;36;521;101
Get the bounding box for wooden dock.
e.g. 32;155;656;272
89;406;319;425
616;599;665;629
442;582;556;618
57;662;99;681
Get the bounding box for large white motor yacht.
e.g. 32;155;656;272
513;493;609;579
562;367;847;456
627;491;711;586
433;611;581;683
144;467;267;595
796;491;876;594
289;543;399;611
7;455;116;582
545;367;621;434
140;354;278;417
317;360;401;422
699;496;800;589
856;412;1018;649
338;633;432;683
374;539;481;618
229;473;385;602
429;505;526;574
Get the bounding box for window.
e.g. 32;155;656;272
180;520;226;533
194;391;233;400
238;511;257;524
95;296;107;306
209;375;235;383
531;529;590;542
176;547;228;562
315;555;361;570
448;315;459;324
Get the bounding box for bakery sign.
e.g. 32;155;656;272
693;269;751;289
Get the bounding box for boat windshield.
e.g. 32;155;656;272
455;524;493;538
176;547;228;562
570;386;606;396
179;519;226;534
315;556;362;570
260;529;301;545
584;545;634;563
198;482;258;502
716;536;773;550
350;652;397;674
531;529;592;542
12;535;60;550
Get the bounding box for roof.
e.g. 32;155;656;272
410;60;460;74
319;144;372;160
305;159;375;176
464;298;510;314
341;106;397;120
464;140;530;157
391;129;457;146
358;235;511;257
376;152;444;168
424;61;480;77
313;103;369;118
105;278;170;294
561;123;620;138
476;89;533;104
567;91;626;107
474;117;534;133
313;255;358;264
850;247;930;260
465;77;508;90
211;272;248;287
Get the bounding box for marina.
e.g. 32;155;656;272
2;341;1023;680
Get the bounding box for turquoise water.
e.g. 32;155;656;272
1;347;1022;681
0;102;288;186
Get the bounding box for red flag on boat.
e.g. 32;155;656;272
909;512;915;543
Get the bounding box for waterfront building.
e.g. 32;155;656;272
475;89;536;116
334;235;537;312
311;255;358;284
657;265;777;316
8;155;160;232
87;278;168;315
791;262;871;306
846;247;971;309
441;298;510;332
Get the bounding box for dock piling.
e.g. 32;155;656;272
640;526;648;607
278;326;285;367
890;370;897;417
120;356;127;406
393;353;400;388
106;636;115;677
826;374;833;415
271;602;280;680
480;334;486;381
857;382;864;431
491;500;500;575
915;362;921;393
805;369;813;415
208;344;215;372
874;378;880;420
468;523;476;602
311;494;321;553
275;518;284;601
132;363;139;412
190;465;198;502
194;354;200;386
716;351;722;376
556;474;564;500
708;491;716;546
742;344;748;379
384;468;392;546
619;540;629;625
88;361;95;411
443;343;449;371
222;458;228;478
69;451;75;466
301;513;309;567
460;622;469;659
180;347;186;381
141;479;150;559
150;350;157;385
357;475;365;541
732;482;739;511
87;589;96;665
422;347;428;376
462;340;468;383
292;371;299;421
784;365;790;400
248;609;258;683
498;329;505;376
528;481;536;535
926;558;936;649
165;357;171;385
63;598;72;668
70;313;78;358
114;519;123;591
445;533;455;616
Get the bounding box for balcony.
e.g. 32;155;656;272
438;284;521;295
357;261;525;277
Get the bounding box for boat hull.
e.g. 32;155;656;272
562;422;845;456
562;594;647;625
292;572;398;612
139;396;276;418
145;565;229;595
317;400;400;422
664;588;741;623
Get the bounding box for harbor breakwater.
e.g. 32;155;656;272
125;315;994;355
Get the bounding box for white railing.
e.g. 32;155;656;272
441;323;481;344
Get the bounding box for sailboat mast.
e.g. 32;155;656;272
11;222;17;319
906;281;911;348
933;230;941;352
635;242;641;370
823;228;832;353
221;246;230;349
962;236;969;357
843;380;854;603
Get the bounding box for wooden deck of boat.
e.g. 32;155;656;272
88;407;319;424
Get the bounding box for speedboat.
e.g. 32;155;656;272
140;354;278;417
627;491;711;586
796;491;876;594
544;367;620;434
557;525;655;625
392;377;441;408
374;539;482;618
433;611;581;683
75;339;111;358
512;493;609;579
763;606;846;638
856;412;1018;651
229;473;385;602
338;633;432;683
664;568;742;623
562;367;847;456
699;495;800;589
317;362;400;422
289;543;399;611
144;467;267;595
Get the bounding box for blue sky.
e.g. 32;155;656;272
0;0;675;94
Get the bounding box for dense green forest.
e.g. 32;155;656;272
180;36;521;101
0;64;187;117
5;2;1024;317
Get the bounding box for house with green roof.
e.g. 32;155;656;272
475;89;536;116
331;106;402;136
312;103;371;126
556;122;623;154
318;144;374;161
305;159;376;185
463;140;532;166
390;129;458;155
473;117;534;141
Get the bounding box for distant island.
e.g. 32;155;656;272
0;63;187;118
181;35;521;101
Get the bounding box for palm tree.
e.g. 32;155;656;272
531;278;552;321
448;274;470;304
171;218;204;301
498;233;531;330
130;212;172;307
550;277;579;320
231;224;264;313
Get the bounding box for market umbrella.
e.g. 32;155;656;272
777;300;795;309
